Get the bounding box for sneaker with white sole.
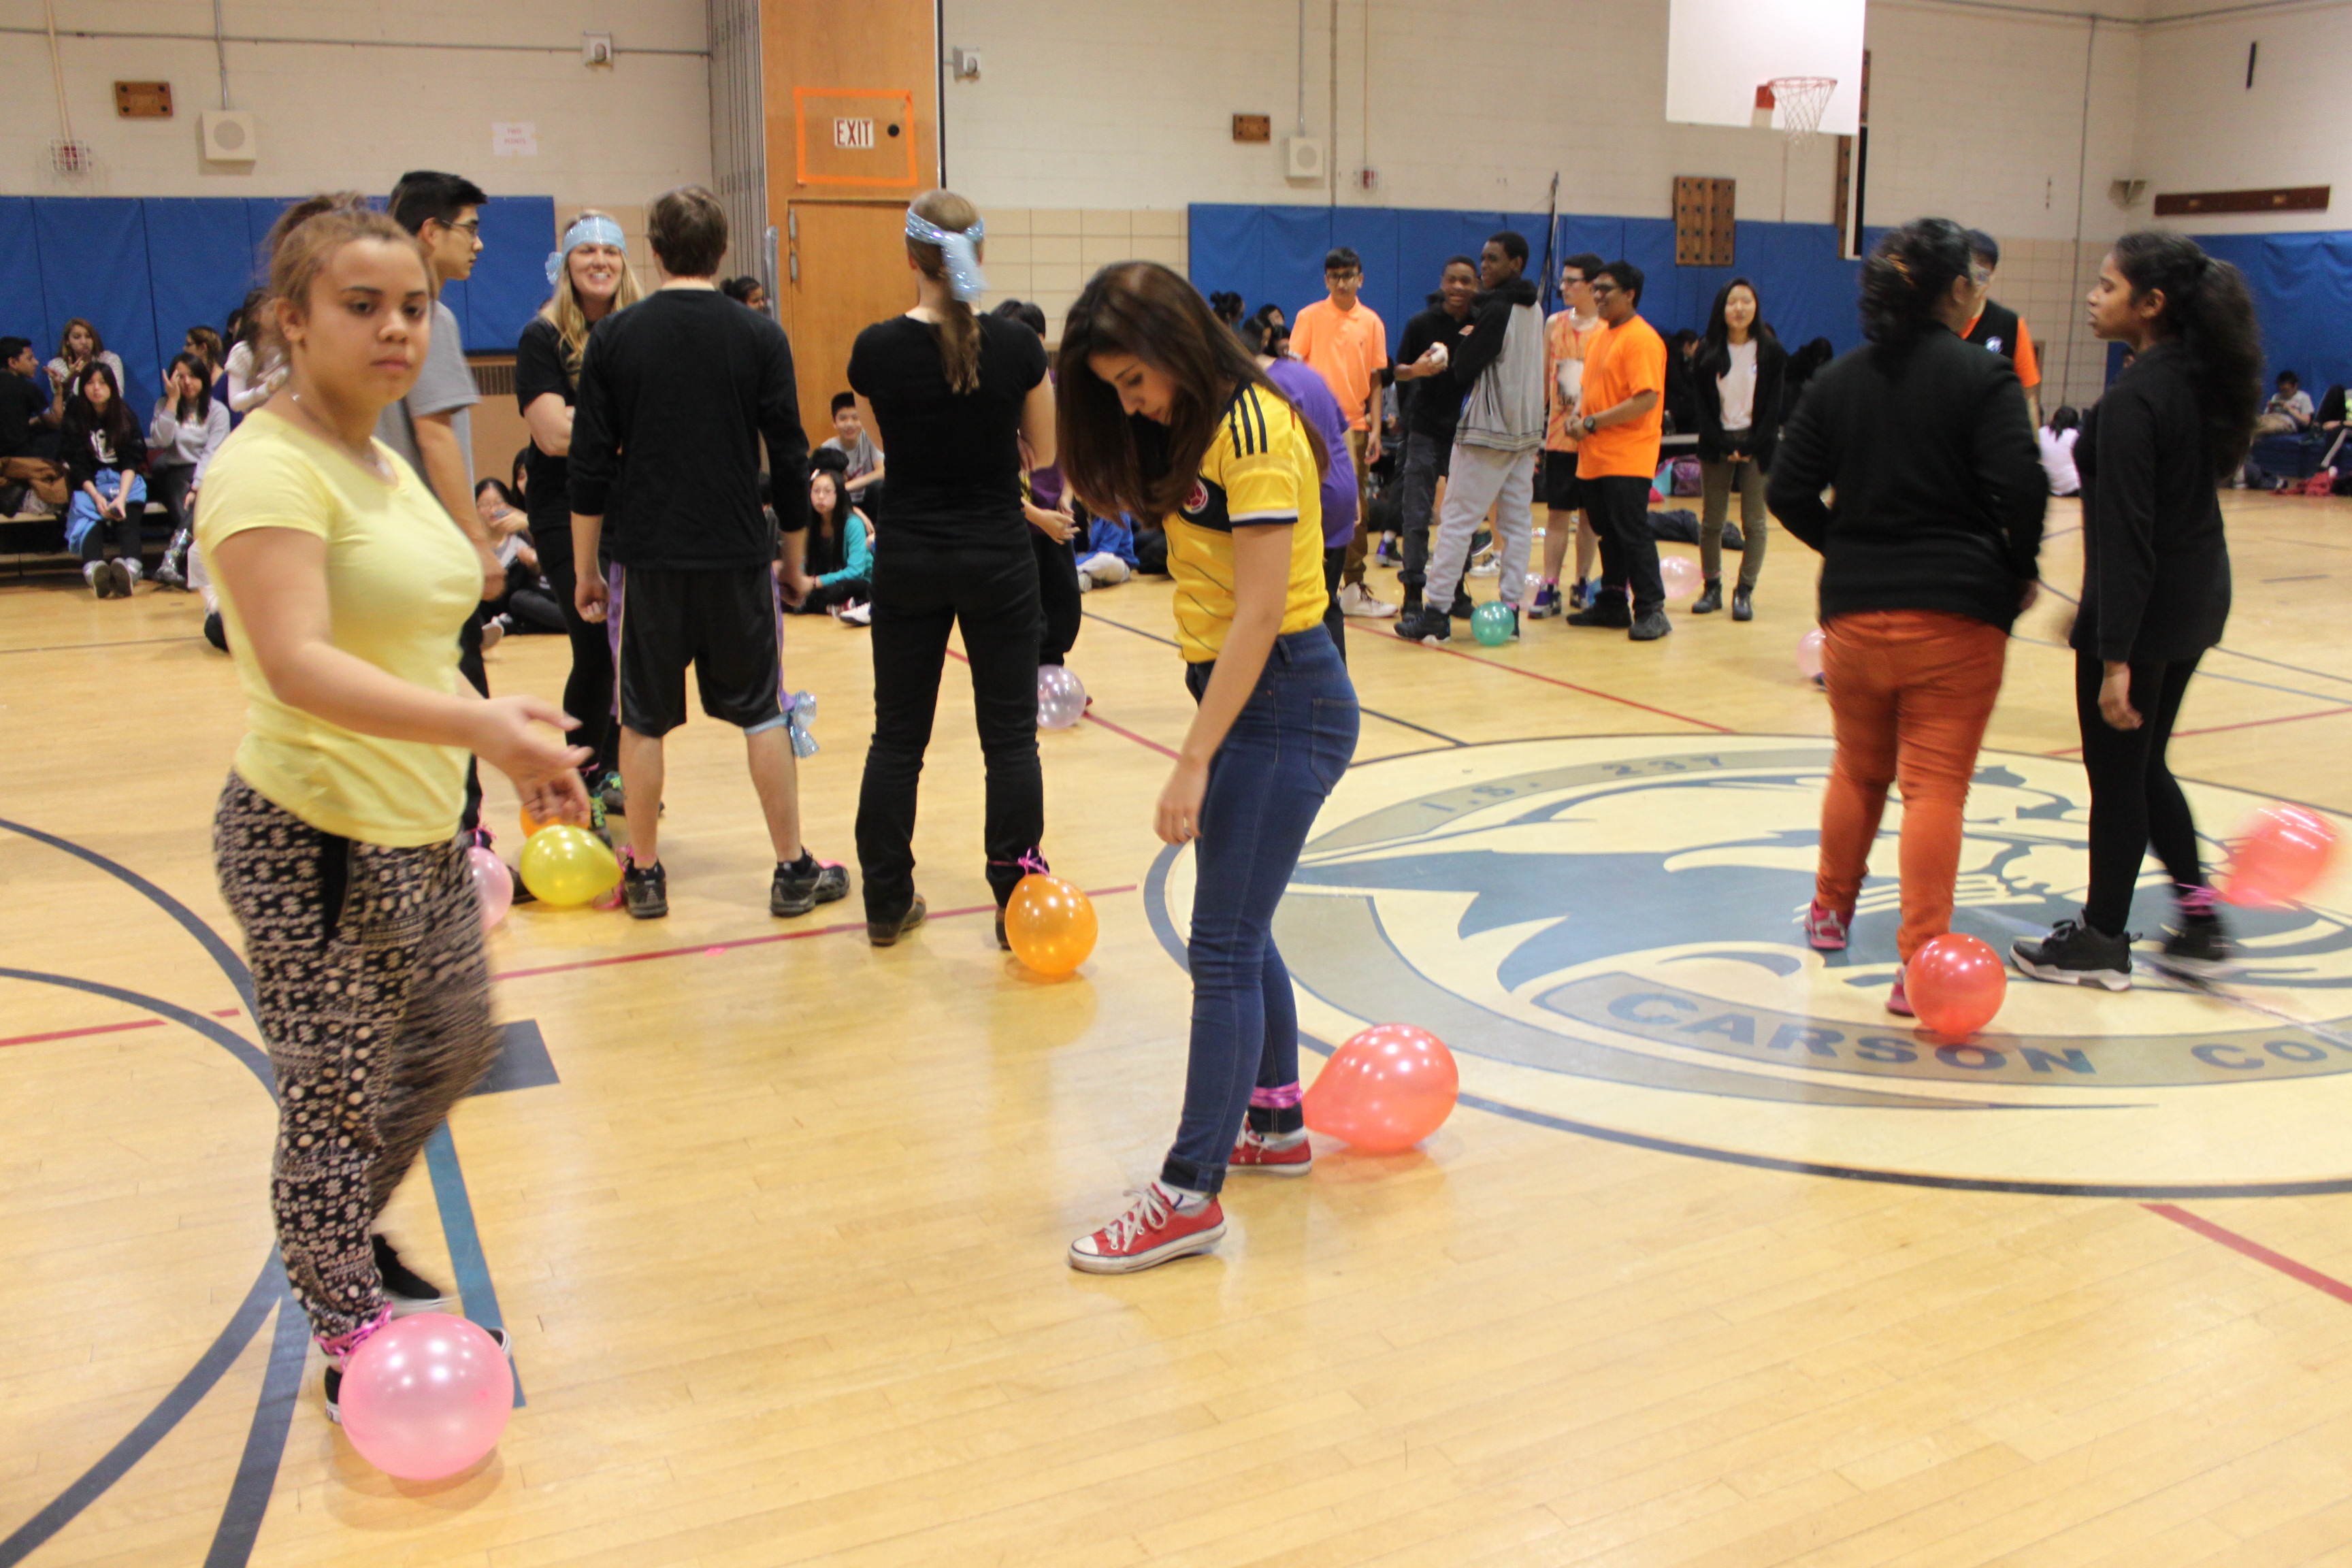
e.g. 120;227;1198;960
1068;1184;1226;1273
1887;966;1914;1017
1228;1128;1312;1176
373;1234;453;1318
2011;918;2133;991
1805;900;1850;951
327;1324;510;1426
1337;582;1396;619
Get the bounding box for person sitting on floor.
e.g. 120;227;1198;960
2038;406;2082;497
791;459;873;620
2254;369;2313;436
1076;509;1138;592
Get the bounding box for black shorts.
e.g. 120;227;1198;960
1544;455;1587;512
615;564;785;738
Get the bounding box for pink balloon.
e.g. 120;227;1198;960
1796;628;1827;681
1660;555;1702;598
466;846;511;932
1908;933;2006;1039
339;1313;513;1480
1303;1024;1459;1154
2223;804;2340;909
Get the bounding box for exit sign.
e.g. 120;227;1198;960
833;118;875;150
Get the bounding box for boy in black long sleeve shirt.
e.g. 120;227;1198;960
567;185;843;923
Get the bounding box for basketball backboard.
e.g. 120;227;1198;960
1665;0;1865;138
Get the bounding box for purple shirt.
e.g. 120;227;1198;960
1263;358;1358;546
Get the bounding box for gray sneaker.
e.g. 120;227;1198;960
2012;918;2132;991
772;856;849;917
1629;608;1673;642
622;859;669;919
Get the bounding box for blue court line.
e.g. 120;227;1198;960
203;1285;308;1568
0;815;257;1011
425;1124;526;1407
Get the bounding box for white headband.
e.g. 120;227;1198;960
546;214;627;286
905;210;987;301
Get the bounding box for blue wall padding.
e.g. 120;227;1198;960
7;195;559;407
2192;230;2352;397
1191;203;1864;362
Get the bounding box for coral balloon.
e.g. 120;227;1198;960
519;825;621;907
1908;933;2007;1039
519;804;545;838
2221;804;2340;909
1005;873;1097;975
1303;1024;1458;1154
466;845;511;932
1038;665;1088;730
1470;601;1516;647
1660;554;1702;598
1796;627;1827;682
338;1313;512;1480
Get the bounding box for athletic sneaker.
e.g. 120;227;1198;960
327;1325;510;1426
120;557;142;588
597;771;627;817
1569;577;1595;610
1732;587;1754;622
868;894;927;947
1527;581;1562;619
622;859;669;919
1887;966;1914;1017
84;561;111;598
1338;582;1397;619
1565;598;1631;629
838;600;871;626
2011;918;2133;991
772;855;850;917
373;1234;453;1317
1467;553;1501;579
2152;911;2233;983
1068;1184;1227;1274
1228;1128;1313;1176
1394;604;1452;644
1629;608;1673;642
1693;579;1723;615
1805;900;1850;951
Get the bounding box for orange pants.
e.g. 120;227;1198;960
1815;609;2009;962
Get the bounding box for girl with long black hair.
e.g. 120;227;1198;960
2012;231;2262;990
1057;262;1360;1273
62;362;148;598
1690;277;1785;619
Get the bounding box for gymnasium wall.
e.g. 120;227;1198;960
2136;2;2352;236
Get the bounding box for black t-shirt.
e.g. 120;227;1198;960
568;289;809;571
847;314;1047;551
1398;301;1471;441
0;372;47;460
514;316;584;567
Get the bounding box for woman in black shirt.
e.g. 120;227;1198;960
2012;232;2261;990
849;189;1058;945
517;211;642;798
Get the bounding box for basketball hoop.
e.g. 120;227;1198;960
1763;76;1837;151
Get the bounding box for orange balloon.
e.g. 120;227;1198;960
519;804;546;839
2222;804;2339;909
1303;1024;1458;1154
1908;933;2006;1039
1005;873;1098;976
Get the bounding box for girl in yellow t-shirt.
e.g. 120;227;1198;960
199;195;591;1401
1055;261;1362;1274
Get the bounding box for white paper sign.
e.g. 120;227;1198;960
491;122;539;158
833;118;875;150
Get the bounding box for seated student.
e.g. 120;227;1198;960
224;290;286;417
471;478;566;642
2038;406;2082;497
0;336;67;512
819;389;885;510
1075;510;1137;591
46;319;126;414
149;351;231;585
2255;369;2313;435
791;461;873;619
61;363;147;598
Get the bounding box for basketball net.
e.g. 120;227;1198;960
1762;76;1835;223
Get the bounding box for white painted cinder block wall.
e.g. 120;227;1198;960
1;0;710;209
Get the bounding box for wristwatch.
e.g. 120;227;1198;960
1580;415;1599;436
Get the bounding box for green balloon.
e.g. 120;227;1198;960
1471;602;1516;647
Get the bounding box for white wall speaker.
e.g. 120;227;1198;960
1285;136;1325;181
201;111;257;163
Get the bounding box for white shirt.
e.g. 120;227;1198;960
1717;340;1759;431
2038;426;2080;496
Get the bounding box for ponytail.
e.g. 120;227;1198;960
1859;218;1975;367
906;189;984;395
2110;229;2264;480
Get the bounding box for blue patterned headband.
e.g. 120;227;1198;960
546;214;627;286
905;210;987;302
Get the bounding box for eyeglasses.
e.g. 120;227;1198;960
441;218;483;238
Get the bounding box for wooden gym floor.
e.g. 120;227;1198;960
5;493;2352;1567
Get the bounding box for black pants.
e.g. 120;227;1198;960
542;555;617;780
855;542;1043;919
1586;474;1665;616
1394;429;1448;596
789;576;870;612
1033;529;1081;666
150;462;197;539
2077;651;2206;935
1321;546;1348;665
457;615;486;832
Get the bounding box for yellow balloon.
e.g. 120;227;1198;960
519;825;621;908
1005;873;1098;976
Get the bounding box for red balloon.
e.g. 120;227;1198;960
2222;804;2340;910
1303;1024;1459;1154
1907;933;2007;1039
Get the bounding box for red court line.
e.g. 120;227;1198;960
2046;703;2352;756
1083;710;1181;758
1407;639;1735;733
0;1017;165;1050
2144;1202;2352;1308
493;883;1139;982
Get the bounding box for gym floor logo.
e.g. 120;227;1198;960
1149;736;2352;1196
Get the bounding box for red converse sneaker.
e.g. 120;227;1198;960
1068;1185;1226;1274
1806;900;1850;951
1228;1128;1313;1177
1887;965;1914;1018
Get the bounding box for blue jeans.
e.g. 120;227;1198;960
67;468;146;559
1164;629;1360;1194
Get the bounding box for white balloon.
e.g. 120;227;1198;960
1038;665;1088;730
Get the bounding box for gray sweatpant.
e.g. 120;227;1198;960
1425;442;1537;612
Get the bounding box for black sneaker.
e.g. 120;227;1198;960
1629;608;1673;642
596;771;627;817
869;894;927;947
327;1325;510;1426
1731;587;1754;621
996;909;1012;950
372;1235;453;1318
1566;598;1631;629
1693;580;1723;615
772;855;850;917
623;859;669;919
1394;605;1453;644
1448;586;1475;619
2011;918;2132;991
2152;913;2233;983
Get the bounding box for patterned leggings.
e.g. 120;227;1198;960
212;775;500;1345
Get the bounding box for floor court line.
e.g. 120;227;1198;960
2044;702;2352;755
2144;1202;2352;1308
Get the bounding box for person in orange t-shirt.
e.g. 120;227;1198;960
1290;246;1390;615
1532;252;1606;617
1568;259;1673;640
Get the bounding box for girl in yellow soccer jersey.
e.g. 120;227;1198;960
1056;263;1362;1273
